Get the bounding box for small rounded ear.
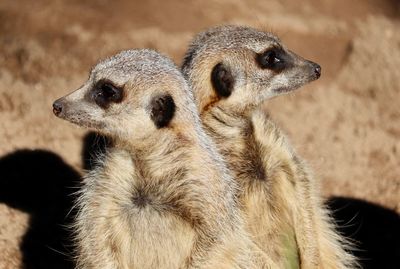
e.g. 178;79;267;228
150;94;176;128
211;63;234;98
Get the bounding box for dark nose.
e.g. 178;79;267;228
52;100;63;116
313;63;321;79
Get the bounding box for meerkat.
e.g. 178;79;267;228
52;49;275;269
182;25;357;269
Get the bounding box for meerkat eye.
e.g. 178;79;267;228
93;81;124;109
257;48;284;70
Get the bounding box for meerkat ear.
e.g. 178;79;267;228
150;94;176;128
211;63;234;98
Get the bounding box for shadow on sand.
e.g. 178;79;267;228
0;149;80;269
0;132;111;268
328;196;400;269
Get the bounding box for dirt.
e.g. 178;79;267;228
0;0;399;268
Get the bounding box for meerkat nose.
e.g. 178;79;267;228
313;64;321;78
53;100;63;116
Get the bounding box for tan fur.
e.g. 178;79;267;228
182;25;358;269
53;49;275;269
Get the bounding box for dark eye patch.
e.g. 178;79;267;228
92;80;124;109
256;47;287;72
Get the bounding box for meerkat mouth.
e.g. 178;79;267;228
274;87;295;94
63;114;105;130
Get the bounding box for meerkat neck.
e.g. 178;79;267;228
112;129;196;172
201;103;252;122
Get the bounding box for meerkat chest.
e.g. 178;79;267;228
81;151;196;269
206;111;299;266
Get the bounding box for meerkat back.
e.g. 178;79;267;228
52;49;274;269
182;25;357;269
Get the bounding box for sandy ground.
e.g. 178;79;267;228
0;0;399;268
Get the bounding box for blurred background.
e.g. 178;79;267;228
0;0;399;268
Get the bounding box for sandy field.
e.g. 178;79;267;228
0;0;399;268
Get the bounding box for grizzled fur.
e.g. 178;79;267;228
182;25;357;269
53;49;275;269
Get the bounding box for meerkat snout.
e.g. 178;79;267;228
53;80;124;112
52;80;125;123
52;99;63;116
312;62;322;78
255;47;321;80
300;60;321;80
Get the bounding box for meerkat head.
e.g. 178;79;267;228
182;25;321;113
53;49;197;142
